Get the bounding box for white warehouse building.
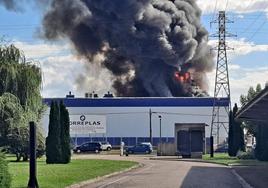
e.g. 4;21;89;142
42;95;229;152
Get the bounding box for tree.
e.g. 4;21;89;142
0;153;11;188
228;110;235;156
46;101;62;164
0;93;45;161
0;45;45;161
228;104;244;157
233;104;245;152
240;84;262;136
60;101;71;164
46;101;71;164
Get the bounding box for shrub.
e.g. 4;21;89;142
0;153;11;188
237;150;255;160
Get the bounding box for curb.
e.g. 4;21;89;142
66;163;143;188
149;157;229;166
150;157;267;167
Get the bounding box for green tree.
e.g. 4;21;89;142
228;104;245;157
240;84;262;136
228;110;235;156
0;153;11;188
0;45;45;161
0;93;45;161
46;101;62;164
46;101;71;164
233;104;245;152
60;101;71;164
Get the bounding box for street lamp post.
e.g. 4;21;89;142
158;115;162;156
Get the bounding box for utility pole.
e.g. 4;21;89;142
158;115;162;156
149;108;152;144
28;122;39;188
210;11;235;157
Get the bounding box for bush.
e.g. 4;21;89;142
0;153;11;188
237;150;255;160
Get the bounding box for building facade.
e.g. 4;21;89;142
42;97;229;147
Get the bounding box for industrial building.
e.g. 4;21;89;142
42;93;229;155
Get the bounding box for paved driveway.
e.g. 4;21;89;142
73;155;242;188
234;166;268;188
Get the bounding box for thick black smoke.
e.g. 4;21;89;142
1;0;214;97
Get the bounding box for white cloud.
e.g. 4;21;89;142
7;40;114;98
13;41;71;59
197;0;268;14
208;66;268;105
208;38;268;57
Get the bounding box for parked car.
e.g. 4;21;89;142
215;143;228;153
101;141;112;151
140;142;153;151
126;143;153;154
73;142;102;153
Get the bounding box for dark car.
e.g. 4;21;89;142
73;142;102;153
215;143;228;153
126;143;153;154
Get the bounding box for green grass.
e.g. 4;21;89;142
202;153;268;166
8;158;137;188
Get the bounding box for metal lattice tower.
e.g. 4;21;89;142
210;11;235;156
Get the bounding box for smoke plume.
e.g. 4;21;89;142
1;0;214;97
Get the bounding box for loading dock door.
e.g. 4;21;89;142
190;131;203;152
177;131;190;156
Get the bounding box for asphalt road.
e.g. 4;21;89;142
234;166;268;188
75;155;243;188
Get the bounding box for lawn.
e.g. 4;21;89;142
202;153;268;166
8;158;137;188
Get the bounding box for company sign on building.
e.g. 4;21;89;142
70;115;106;134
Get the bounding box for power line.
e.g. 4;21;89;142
225;0;229;11
237;1;268;41
240;12;264;35
211;0;219;24
247;19;267;41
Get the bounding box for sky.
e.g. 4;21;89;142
0;0;267;105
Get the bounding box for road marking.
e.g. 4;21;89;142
97;162;155;188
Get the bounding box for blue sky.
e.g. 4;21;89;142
0;0;267;105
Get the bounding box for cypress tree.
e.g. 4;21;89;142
233;104;245;152
54;101;62;163
46;100;55;163
228;104;245;157
46;101;62;164
60;101;71;164
228;110;235;156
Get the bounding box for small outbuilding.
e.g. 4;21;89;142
175;123;207;158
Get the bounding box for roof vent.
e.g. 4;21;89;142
66;91;75;98
103;91;114;98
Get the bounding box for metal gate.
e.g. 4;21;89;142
177;130;203;156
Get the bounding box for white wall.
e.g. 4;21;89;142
42;106;228;141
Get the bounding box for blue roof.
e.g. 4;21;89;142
43;97;229;107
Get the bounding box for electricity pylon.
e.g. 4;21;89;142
210;11;235;157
